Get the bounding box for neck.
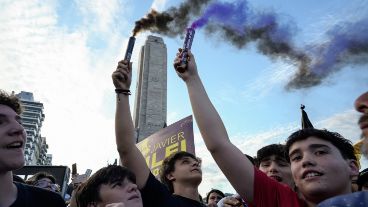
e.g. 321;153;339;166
173;183;200;201
0;171;17;206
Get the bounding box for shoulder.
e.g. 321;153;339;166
252;169;303;207
14;183;66;207
317;191;368;207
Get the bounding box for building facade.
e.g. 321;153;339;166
16;91;52;165
133;35;167;143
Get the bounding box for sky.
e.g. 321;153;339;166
1;0;368;196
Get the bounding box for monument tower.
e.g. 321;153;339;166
133;35;167;143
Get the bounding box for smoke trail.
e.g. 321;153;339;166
190;0;368;89
190;1;312;88
287;18;368;89
132;0;211;36
134;0;368;89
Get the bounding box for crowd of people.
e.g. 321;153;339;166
0;48;367;207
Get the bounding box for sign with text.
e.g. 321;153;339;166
136;115;195;177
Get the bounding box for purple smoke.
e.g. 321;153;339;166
189;0;368;89
191;1;248;31
286;18;368;89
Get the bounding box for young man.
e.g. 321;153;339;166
112;60;204;207
0;90;65;207
219;144;294;207
256;144;294;189
173;50;359;207
315;91;368;206
355;91;368;157
76;165;143;207
26;172;60;192
206;189;225;207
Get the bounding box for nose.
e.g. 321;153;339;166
355;91;368;113
301;153;316;168
8;120;25;137
127;182;138;192
269;161;279;173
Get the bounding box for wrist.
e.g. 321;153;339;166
115;88;131;95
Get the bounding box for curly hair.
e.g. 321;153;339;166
159;151;200;193
0;90;22;114
286;128;356;161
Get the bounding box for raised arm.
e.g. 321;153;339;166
174;50;255;202
112;60;150;189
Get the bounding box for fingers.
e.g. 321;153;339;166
223;197;242;206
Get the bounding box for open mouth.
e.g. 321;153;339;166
6;141;23;149
302;171;323;179
358;115;368;130
269;175;282;182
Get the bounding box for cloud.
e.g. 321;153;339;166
0;0;132;172
150;0;168;11
240;61;295;102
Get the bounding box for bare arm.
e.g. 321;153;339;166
174;50;255;202
112;60;150;189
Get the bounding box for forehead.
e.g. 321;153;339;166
176;156;197;162
209;192;222;197
289;136;335;154
0;104;17;115
260;154;287;162
38;177;53;183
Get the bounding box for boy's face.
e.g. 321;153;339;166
0;105;26;172
168;156;202;185
355;91;368;138
289;136;358;202
94;178;142;207
259;155;293;188
208;192;224;205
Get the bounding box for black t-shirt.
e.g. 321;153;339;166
140;172;206;207
10;182;66;207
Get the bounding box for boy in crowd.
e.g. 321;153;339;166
26;171;60;192
219;144;294;207
206;189;225;207
356;91;368;157
173;50;359;207
76;165;143;207
0;90;65;207
112;60;205;207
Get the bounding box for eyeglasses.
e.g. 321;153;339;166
35;180;60;192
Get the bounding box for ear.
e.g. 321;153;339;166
166;172;176;181
347;159;359;177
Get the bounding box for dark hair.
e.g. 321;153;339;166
0;90;22;114
76;165;136;207
160;151;200;193
13;174;25;183
256;144;288;167
357;168;368;191
245;154;256;166
26;172;56;185
285;128;356;161
206;189;225;203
